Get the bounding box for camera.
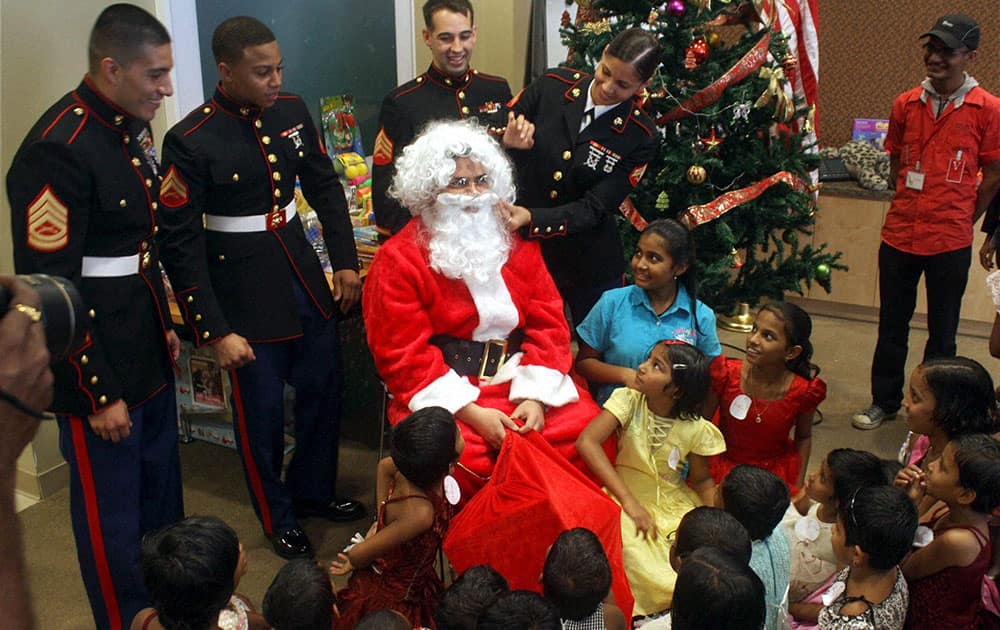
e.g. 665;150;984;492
0;274;89;362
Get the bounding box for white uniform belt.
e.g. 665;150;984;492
204;200;296;233
81;254;141;278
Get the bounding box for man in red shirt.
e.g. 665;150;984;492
853;13;1000;430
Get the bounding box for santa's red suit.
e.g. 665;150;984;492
363;220;600;497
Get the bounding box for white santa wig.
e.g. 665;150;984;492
388;119;516;217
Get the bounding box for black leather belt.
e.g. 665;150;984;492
430;330;524;380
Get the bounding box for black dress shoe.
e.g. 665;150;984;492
293;498;366;522
270;527;314;560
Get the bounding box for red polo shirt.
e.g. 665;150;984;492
882;85;1000;255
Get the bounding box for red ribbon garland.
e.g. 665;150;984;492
656;32;772;124
681;170;813;227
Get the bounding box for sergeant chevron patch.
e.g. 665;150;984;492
372;127;394;166
26;184;69;252
160;165;190;208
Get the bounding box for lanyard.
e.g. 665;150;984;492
910;97;958;170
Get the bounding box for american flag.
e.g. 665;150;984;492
764;0;821;136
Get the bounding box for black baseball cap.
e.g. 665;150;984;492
921;13;980;51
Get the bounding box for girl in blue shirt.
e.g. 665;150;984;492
576;219;721;403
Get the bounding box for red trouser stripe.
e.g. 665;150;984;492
229;370;273;533
69;417;123;630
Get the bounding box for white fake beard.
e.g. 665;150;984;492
425;192;512;284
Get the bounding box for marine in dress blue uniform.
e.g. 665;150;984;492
156;17;363;560
6;7;181;628
509;67;658;324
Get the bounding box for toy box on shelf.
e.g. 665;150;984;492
852;118;889;150
174;341;235;449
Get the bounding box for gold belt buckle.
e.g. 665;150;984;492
478;339;508;382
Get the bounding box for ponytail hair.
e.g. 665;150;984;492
757;302;818;380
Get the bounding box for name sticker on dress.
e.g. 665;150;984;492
444;474;461;505
821;581;845;607
584;141;622;173
795;515;821;542
730;394;752;420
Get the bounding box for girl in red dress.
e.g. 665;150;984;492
330;407;463;629
706;302;826;493
900;433;1000;629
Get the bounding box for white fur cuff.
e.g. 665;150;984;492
409;369;480;413
509;364;579;408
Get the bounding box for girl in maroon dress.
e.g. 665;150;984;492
330;407;463;629
706;302;826;494
900;433;1000;629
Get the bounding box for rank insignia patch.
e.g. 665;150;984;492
26;184;68;252
629;164;648;187
160;165;190;208
373;127;394;166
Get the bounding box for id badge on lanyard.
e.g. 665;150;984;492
946;149;965;184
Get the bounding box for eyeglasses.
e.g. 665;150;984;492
922;42;970;58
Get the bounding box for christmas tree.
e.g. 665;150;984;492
561;0;843;315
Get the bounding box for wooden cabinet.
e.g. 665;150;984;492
805;189;994;324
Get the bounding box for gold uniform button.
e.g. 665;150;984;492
416;76;424;83
461;106;470;114
533;227;540;234
549;190;558;199
186;296;194;303
90;376;99;385
562;151;572;161
195;314;202;321
151;202;158;210
119;199;127;207
114;115;124;125
553;171;563;181
74;107;84;116
298;151;304;158
218;255;225;262
262;136;271;144
573;72;581;79
145;178;153;188
153;226;159;234
202;331;210;339
141;252;151;269
268;154;277;163
634;109;641;116
98;395;108;405
140;241;148;251
546;226;552;233
240;107;249;116
273;204;280;211
132;157;142;167
88;309;96;318
123;135;130;144
273;172;281;182
232;173;240;182
614;117;623;126
572;88;581;97
458;91;466;100
81;355;89;365
203;106;212;114
255;120;262;129
445;78;452;86
274;188;281;198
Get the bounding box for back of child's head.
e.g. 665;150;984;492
674;506;752;565
826;448;887;506
642;219;700;325
140;515;240;630
542;528;611;621
951;433;1000;514
919;357;999;437
355;609;411;630
390;405;457;490
841;485;917;570
262;559;333;630
720;465;790;541
757;301;818;379
671;546;766;630
435;564;509;630
478;590;561;630
658;340;711;420
881;458;904;483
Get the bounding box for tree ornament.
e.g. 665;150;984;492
732;101;752;122
707;31;722;47
648;8;660;23
699;128;723;151
730;248;745;268
581;18;613;35
655;191;671;210
815;263;831;281
666;0;686;17
686;164;708;184
782;229;797;244
684;39;709;71
561;10;571;27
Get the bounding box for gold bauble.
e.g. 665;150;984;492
686;164;708;185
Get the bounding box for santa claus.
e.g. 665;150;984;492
363;119;600;498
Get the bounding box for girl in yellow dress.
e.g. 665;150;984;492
577;340;725;618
